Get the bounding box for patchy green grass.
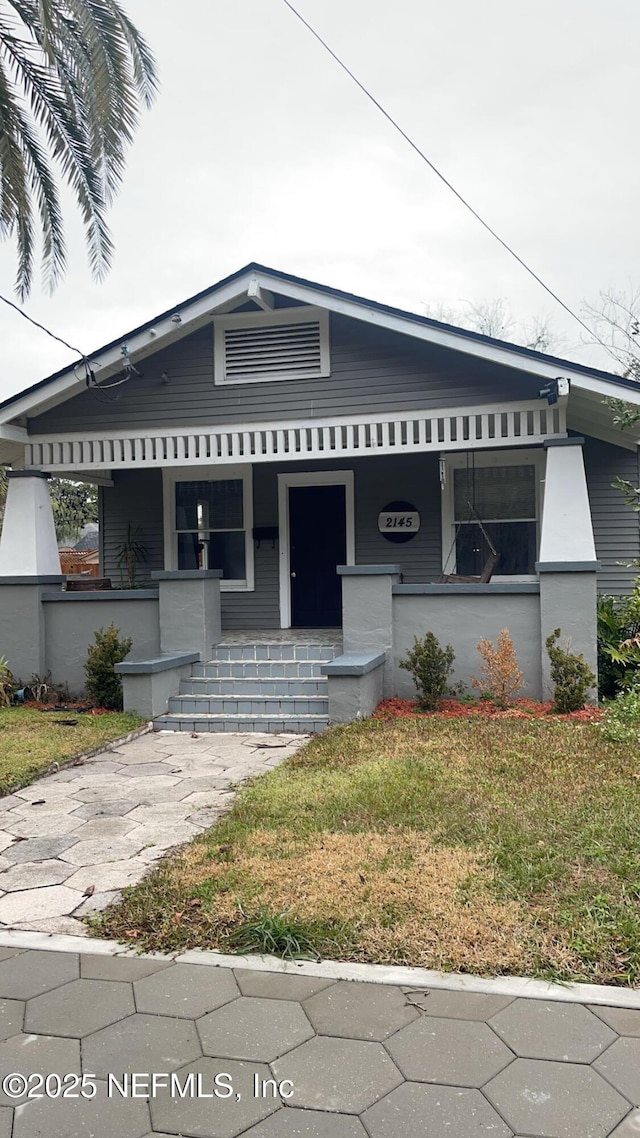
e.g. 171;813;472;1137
0;708;145;794
93;715;640;984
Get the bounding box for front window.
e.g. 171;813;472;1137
174;474;251;586
452;462;538;576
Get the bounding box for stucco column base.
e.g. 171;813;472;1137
539;571;598;704
152;571;222;661
0;579;63;681
0;471;60;577
337;566;400;695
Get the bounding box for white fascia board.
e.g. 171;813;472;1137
0;273;261;424
254;271;640;397
2;266;637;425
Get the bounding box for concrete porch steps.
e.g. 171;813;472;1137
153;711;331;734
155;638;341;733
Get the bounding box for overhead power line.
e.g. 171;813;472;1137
281;0;619;364
0;291;85;358
0;292;134;402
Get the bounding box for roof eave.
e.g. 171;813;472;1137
2;261;640;424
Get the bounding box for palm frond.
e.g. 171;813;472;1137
0;0;157;296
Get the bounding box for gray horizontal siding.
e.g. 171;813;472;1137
99;455;442;630
584;437;640;594
98;442;639;627
100;470;164;587
29;313;543;435
222;454;443;629
353;454;441;582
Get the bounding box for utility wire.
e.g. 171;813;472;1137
0;291;132;401
0;291;86;358
281;0;619;365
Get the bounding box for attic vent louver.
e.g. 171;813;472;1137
214;307;329;385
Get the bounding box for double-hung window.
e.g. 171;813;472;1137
443;452;542;578
164;466;253;590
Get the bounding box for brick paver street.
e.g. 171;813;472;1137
0;947;636;1136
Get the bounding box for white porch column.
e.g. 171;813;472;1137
538;438;597;567
537;438;599;701
0;471;64;678
0;470;60;576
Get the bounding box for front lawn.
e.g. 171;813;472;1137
94;715;640;984
0;708;145;795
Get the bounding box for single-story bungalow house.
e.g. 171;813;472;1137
1;263;639;730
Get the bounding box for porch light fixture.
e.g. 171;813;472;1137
439;456;446;488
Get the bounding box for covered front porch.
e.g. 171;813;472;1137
0;399;600;722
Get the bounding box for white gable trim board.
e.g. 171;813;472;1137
2;266;640;431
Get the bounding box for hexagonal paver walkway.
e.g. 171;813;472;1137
0;944;635;1136
0;729;305;934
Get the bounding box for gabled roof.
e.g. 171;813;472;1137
1;262;640;432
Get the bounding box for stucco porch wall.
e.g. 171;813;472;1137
391;585;543;700
41;591;160;694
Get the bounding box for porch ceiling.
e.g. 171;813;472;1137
23;399;567;473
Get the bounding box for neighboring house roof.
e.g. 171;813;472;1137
1;262;639;452
74;529;99;551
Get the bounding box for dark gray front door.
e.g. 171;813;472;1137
289;485;346;627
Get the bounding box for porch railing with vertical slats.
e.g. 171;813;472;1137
25;400;567;471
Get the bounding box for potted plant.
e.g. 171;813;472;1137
115;524;149;588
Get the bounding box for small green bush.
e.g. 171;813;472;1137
546;628;596;713
599;677;640;745
84;624;132;710
399;631;455;711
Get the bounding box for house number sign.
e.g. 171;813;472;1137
378;500;420;544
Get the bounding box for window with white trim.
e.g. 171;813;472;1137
165;466;254;590
443;452;543;578
213;307;330;385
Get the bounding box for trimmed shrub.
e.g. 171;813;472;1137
471;628;523;709
84;624;132;710
546;628;596;713
399;631;455;711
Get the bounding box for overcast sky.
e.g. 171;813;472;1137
1;0;638;401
